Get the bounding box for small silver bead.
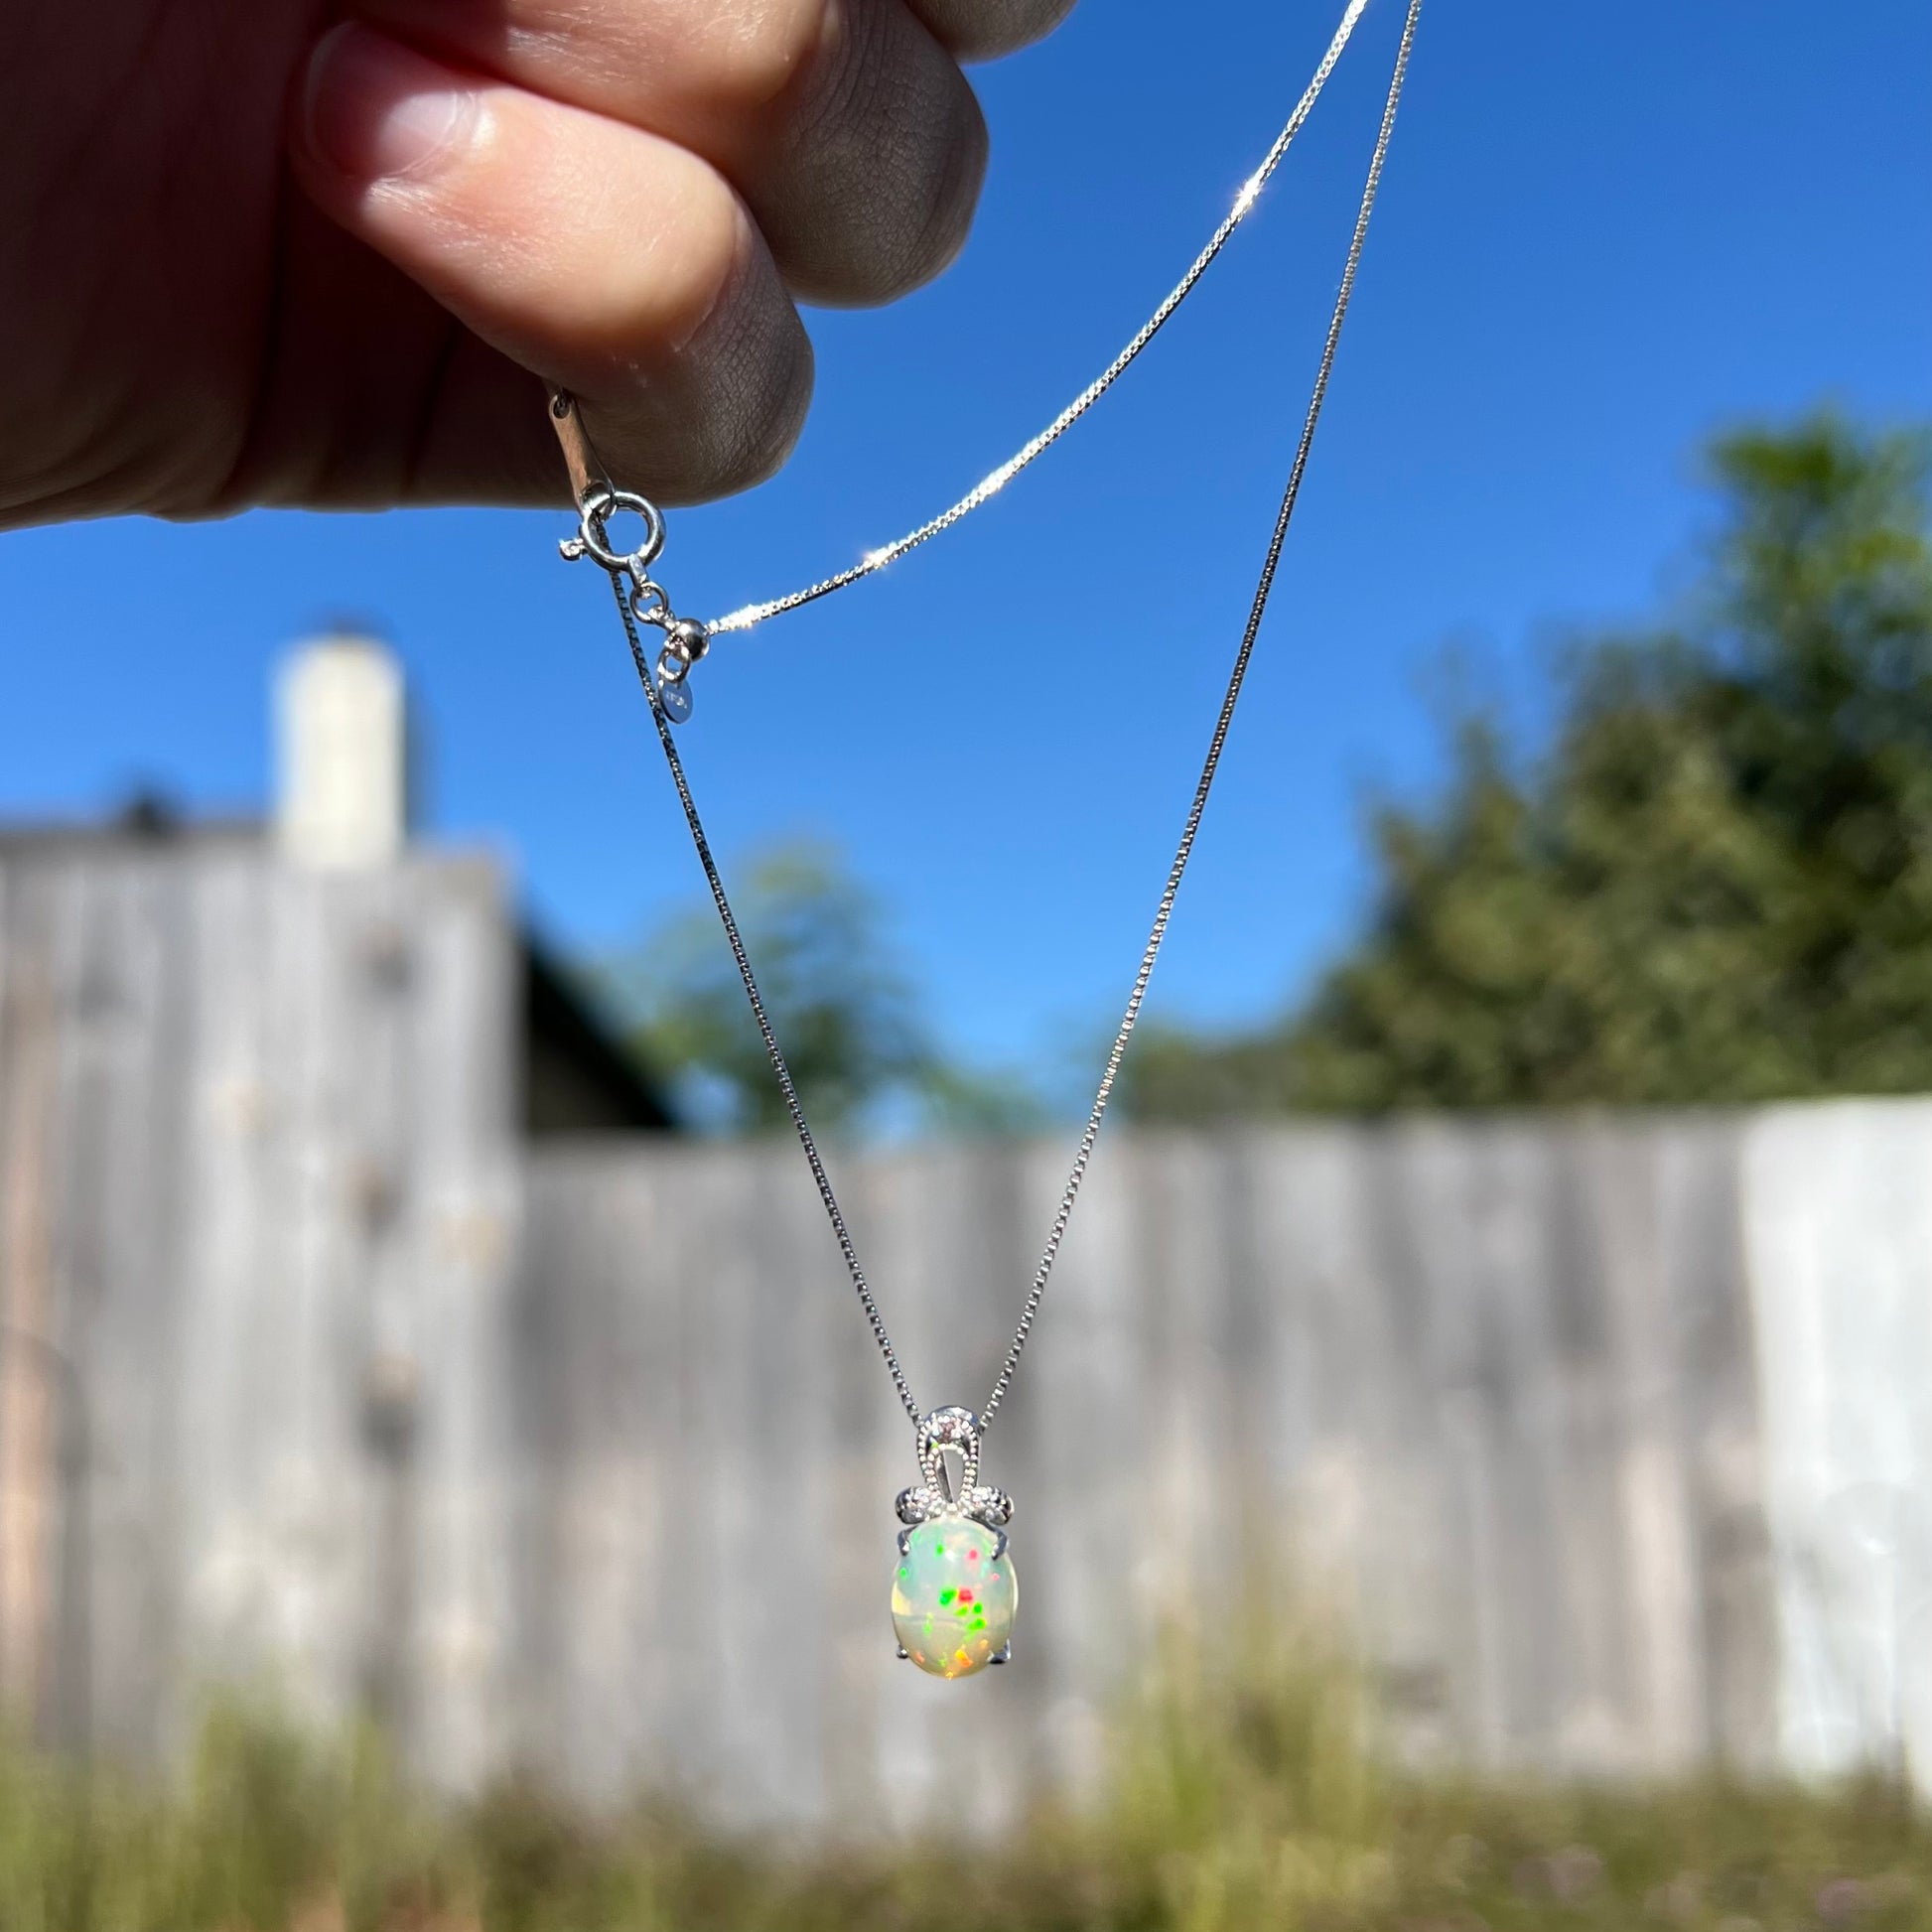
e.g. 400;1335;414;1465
667;616;710;663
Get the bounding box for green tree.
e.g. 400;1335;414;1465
1123;412;1932;1118
617;841;1040;1137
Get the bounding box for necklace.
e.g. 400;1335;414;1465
548;0;1422;1680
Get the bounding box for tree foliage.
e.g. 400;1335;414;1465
1124;412;1932;1118
617;841;1038;1137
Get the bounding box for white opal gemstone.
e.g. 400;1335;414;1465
891;1518;1017;1678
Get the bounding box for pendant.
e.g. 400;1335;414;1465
892;1407;1016;1678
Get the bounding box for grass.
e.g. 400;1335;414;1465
0;1610;1927;1931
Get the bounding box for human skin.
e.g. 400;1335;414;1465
0;0;1075;527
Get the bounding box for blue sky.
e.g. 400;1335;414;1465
1;0;1927;1077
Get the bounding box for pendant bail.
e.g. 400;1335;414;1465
895;1406;1013;1545
917;1404;981;1502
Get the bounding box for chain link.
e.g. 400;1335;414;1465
574;0;1423;1436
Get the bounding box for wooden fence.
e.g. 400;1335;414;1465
0;834;522;1790
4;835;1932;1826
511;1119;1780;1828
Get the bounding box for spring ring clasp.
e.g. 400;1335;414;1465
562;486;665;578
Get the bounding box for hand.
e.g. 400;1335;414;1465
0;0;1073;526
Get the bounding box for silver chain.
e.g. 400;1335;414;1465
706;0;1375;639
985;0;1421;1423
566;0;1423;1435
606;570;927;1424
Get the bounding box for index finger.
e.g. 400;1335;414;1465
904;0;1077;62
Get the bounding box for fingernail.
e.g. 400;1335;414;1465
303;24;478;183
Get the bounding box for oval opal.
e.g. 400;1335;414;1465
891;1520;1017;1678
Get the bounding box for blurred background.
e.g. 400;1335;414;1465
1;0;1931;1925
